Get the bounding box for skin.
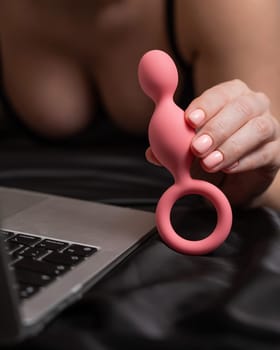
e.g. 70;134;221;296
1;0;280;209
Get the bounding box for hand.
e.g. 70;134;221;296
146;79;280;206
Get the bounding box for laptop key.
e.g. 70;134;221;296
9;234;41;246
17;246;48;259
13;257;69;276
6;241;23;254
18;284;39;299
64;244;97;257
36;239;69;251
15;268;54;287
44;251;84;266
0;230;15;240
9;251;22;264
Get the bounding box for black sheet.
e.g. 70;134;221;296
0;131;280;350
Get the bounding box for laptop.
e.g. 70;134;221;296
0;186;156;345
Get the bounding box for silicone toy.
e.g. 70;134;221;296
138;49;232;255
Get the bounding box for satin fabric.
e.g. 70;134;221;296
0;131;280;350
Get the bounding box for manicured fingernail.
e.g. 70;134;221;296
192;134;213;154
203;150;224;169
188;109;205;126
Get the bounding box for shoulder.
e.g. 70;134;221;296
175;0;280;62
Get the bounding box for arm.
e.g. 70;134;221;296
179;0;280;106
186;0;280;208
146;0;280;209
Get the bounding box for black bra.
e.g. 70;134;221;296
166;0;194;108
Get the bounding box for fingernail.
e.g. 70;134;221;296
192;134;213;154
203;150;224;169
188;109;205;126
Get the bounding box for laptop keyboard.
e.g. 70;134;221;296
0;229;98;301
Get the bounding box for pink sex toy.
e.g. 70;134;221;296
138;49;232;255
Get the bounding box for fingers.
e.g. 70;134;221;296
183;78;280;174
223;140;280;174
146;79;280;180
191;91;270;154
145;147;161;166
185;79;250;127
201;114;279;173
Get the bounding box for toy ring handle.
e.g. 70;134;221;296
156;180;232;255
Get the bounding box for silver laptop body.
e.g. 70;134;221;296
0;186;155;344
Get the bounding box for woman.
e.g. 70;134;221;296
0;0;280;209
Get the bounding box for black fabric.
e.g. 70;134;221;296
166;0;188;71
165;0;195;109
0;133;280;349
